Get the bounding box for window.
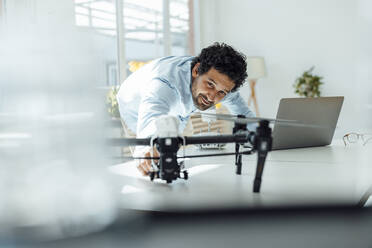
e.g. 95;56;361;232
123;0;164;61
75;0;117;36
170;0;191;56
74;0;198;85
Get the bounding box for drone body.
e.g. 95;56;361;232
148;116;188;183
111;115;279;192
114;116;272;192
111;113;325;192
150;136;188;183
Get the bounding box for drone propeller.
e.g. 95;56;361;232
109;137;150;147
117;149;254;161
197;112;298;123
197;112;328;129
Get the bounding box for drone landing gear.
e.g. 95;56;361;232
179;170;188;180
149;171;158;181
235;144;242;175
252;120;272;193
233;117;272;193
149;165;188;183
233;115;247;175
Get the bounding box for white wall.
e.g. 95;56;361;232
199;0;372;136
355;0;372;129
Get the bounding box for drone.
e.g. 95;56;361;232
109;114;321;193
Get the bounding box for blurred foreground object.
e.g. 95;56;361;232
0;11;118;240
0;94;119;241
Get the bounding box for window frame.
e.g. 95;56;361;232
115;0;200;84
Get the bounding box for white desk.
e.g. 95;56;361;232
108;140;372;211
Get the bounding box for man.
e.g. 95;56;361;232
117;42;255;175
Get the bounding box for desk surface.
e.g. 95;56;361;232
108;140;372;211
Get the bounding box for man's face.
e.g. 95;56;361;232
191;63;235;111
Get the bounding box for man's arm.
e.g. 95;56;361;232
136;79;177;138
135;79;177;175
221;91;257;131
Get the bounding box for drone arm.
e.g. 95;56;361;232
109;133;253;148
108;137;151;146
184;133;248;145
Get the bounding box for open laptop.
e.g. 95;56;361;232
271;96;344;150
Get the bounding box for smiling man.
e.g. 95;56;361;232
116;42;255;175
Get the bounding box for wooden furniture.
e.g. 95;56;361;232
247;79;260;117
189;104;232;135
246;57;267;117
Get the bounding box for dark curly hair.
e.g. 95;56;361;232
191;42;248;92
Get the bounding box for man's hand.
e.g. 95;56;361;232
137;147;159;176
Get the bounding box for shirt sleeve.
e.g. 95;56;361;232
221;91;258;131
136;79;178;138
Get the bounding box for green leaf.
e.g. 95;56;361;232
293;66;324;98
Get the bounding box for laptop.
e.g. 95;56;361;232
271;96;344;150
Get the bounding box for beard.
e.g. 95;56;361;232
191;77;213;111
192;93;213;111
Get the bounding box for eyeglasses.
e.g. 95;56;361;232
343;132;372;146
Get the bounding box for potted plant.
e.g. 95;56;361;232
106;86;120;118
293;67;324;97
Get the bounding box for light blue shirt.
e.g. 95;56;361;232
116;56;256;138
